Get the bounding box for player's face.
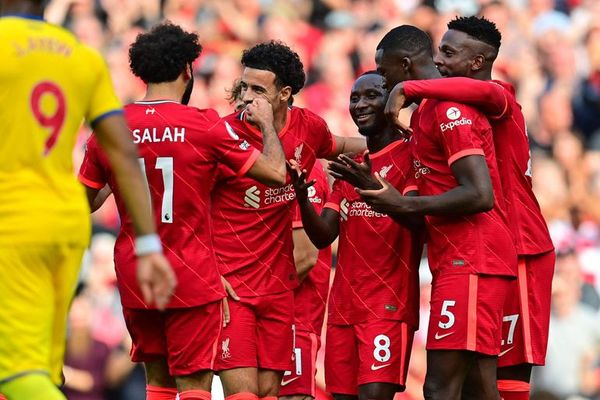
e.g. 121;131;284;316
239;67;289;112
434;30;476;77
349;74;388;137
375;48;408;90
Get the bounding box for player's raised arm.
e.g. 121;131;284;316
399;78;509;118
289;161;339;249
243;98;286;186
329;135;367;158
93;114;176;309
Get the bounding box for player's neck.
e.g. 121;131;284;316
472;70;493;81
414;63;441;80
143;84;184;104
366;127;400;154
1;2;44;17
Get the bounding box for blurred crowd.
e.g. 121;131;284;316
56;0;600;399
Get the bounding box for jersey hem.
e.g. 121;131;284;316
78;173;105;189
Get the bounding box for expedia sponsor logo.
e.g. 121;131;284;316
446;107;461;120
307;186;322;204
244;186;260;208
413;159;430;179
440;117;472;132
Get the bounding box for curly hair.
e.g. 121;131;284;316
241;41;306;95
447;16;502;51
129;22;202;84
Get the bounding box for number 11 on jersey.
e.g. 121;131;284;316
138;157;174;223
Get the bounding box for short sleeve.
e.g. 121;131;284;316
78;135;108;189
434;102;487;166
208;120;261;177
402;172;418;195
84;48;123;127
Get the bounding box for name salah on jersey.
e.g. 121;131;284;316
132;127;186;144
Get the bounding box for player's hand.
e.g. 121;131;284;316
287;159;316;204
328;153;381;190
221;276;239;328
385;83;412;138
136;252;176;310
356;172;408;215
245;98;275;132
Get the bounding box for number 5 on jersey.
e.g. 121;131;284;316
139;157;174;223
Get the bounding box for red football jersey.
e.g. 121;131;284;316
410;99;516;277
291;161;332;334
79;100;260;309
211;107;336;297
404;78;553;255
324;140;423;327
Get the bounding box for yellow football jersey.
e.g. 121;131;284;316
0;16;122;245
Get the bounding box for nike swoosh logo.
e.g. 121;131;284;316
281;376;300;386
370;363;391;371
499;347;514;357
434;331;454;340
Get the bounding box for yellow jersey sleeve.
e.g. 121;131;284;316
83;47;123;126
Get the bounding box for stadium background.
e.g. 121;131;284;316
55;0;600;399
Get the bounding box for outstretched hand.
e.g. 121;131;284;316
356;172;408;215
328;153;382;190
287;159;316;204
385;83;412;138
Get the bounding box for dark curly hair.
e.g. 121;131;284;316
241;41;306;95
129;22;202;84
447;16;502;51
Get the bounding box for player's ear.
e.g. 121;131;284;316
401;56;412;73
280;85;292;103
471;54;485;72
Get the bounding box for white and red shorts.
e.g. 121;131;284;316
427;273;511;356
325;319;415;395
279;328;321;397
123;300;222;376
498;252;555;367
214;290;294;372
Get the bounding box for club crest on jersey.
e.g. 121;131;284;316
379;164;393;178
221;338;231;360
294;144;303;163
244;186;261;209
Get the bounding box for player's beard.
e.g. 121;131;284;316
181;76;194;105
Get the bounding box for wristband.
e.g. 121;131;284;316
135;234;162;256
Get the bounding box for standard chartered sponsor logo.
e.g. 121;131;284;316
413;159;430;178
349;201;386;218
340;199;349;221
244;186;261;208
243;184;296;208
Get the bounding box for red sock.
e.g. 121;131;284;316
147;385;178;400
225;393;259;400
180;389;211;400
498;380;530;400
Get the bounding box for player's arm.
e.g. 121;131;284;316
85;185;113;213
388;79;509;121
244;98;286;186
329;135;367;158
358;155;493;217
289;161;339;249
292;228;319;281
93;114;176;309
